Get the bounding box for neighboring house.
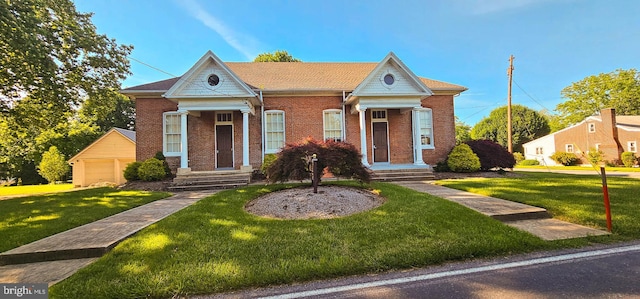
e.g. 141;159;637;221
121;50;466;179
523;108;640;165
68;128;136;187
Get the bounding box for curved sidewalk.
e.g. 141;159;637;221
0;190;217;285
395;181;609;241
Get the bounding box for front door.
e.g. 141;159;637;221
216;125;233;168
373;122;389;162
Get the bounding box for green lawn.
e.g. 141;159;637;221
0;184;74;197
437;172;640;239
515;165;640;172
0;187;171;252
50;182;562;299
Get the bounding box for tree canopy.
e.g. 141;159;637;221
556;69;640;128
0;0;133;183
455;117;472;144
471;105;550;153
253;50;301;62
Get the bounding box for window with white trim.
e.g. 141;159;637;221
536;147;543;155
418;109;434;148
323;109;343;142
629;141;637;152
595;143;601;151
588;123;596;133
566;144;574;153
265;110;285;153
163;112;181;156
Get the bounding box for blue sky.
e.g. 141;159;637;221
75;0;640;126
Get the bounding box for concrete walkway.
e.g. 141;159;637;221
0;190;216;285
394;181;609;241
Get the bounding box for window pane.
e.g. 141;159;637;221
265;112;285;151
164;113;181;154
418;110;433;146
324;111;343;141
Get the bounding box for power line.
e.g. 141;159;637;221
512;79;552;112
128;56;178;77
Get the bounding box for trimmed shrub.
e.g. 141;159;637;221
447;144;481;173
465;140;516;170
621;152;638;167
266;138;370;183
154;151;172;177
550;152;578;166
433;160;450;172
518;159;540;166
137;158;167;181
38;146;69;183
587;148;603;165
123;161;142;181
513;152;524;164
261;154;278;176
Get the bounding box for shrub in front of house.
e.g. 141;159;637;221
266;138;370;183
154;151;173;178
137;158;167;181
433;160;450;172
261;154;278;176
550;152;578;166
518;159;540;166
513;152;524;164
447;144;481;173
465;139;516;170
587;148;603;165
621;151;638;167
123;161;142;181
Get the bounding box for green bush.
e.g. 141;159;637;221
513;152;524;164
154;151;172;177
137;158;167;181
261;154;278;176
447;144;481;173
587;148;603;165
123;161;142;181
38;146;69;183
518;159;540;166
621;152;638;167
550;152;578;166
433;160;450;172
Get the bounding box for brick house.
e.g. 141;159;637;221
523;108;640;165
121;51;466;183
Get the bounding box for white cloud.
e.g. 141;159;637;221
177;0;261;60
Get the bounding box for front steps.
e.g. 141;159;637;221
371;167;435;182
169;171;251;191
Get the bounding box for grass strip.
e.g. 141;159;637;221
437;172;640;240
0;187;171;252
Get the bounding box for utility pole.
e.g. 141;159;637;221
507;55;514;153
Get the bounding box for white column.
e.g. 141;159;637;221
412;108;426;165
242;110;250;169
179;111;189;169
358;108;370;167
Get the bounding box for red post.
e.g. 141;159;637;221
600;167;612;232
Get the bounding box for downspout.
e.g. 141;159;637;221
342;91;347;142
260;90;265;164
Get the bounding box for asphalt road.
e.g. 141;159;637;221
202;242;640;299
514;168;640;179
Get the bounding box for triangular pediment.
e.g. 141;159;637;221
164;51;257;99
351;52;433;98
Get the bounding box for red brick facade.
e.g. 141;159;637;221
136;94;457;172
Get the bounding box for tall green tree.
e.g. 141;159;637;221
38;146;69;183
0;0;132;183
0;0;133;109
556;69;640;127
455;117;472;144
471;105;550;153
254;50;301;62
